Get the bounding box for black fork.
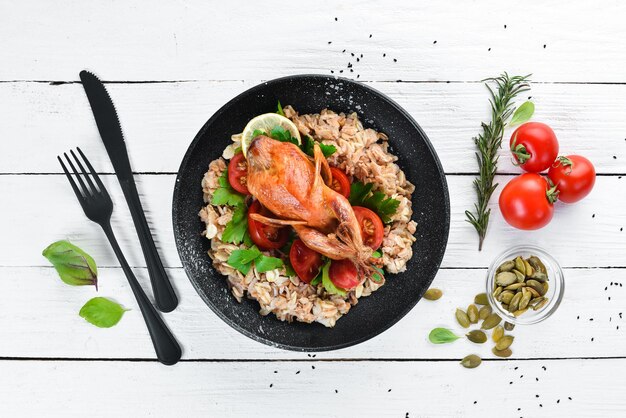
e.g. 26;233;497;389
58;147;181;365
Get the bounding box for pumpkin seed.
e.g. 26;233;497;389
531;271;549;282
508;292;523;312
497;260;515;272
528;256;547;274
493;286;503;299
467;304;479;324
481;313;502;330
495;335;514;350
474;293;489;306
479;305;492;320
501;303;509;311
528;296;545;308
492;325;504;342
527;286;541;298
519;290;532;310
424;288;443;301
492;347;513;358
504;282;526;291
466;330;487;344
500;291;514;305
542;282;550;295
514;257;526;275
533;297;549;311
496;272;518;286
504;321;515;331
456;308;471;328
513;308;528;317
526;279;544;295
523;259;534;277
460;354;482;369
512;269;525;282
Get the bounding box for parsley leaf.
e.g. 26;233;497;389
270;125;299;145
310;268;323;286
212;169;245;206
222;204;248;244
276;100;285;117
321;261;347;296
255;255;284;273
252;129;266;138
300;135;336;157
348;181;400;224
227;246;262;275
371;265;385;283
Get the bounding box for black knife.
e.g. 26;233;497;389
79;70;178;312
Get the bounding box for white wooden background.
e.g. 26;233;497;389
1;1;625;416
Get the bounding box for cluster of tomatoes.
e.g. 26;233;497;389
499;122;596;230
228;153;385;291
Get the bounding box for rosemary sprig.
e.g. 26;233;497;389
465;73;531;250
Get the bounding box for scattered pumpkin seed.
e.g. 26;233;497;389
504;321;515;331
497;260;515;272
481;313;502;330
456;308;471;328
492;347;512;358
466;330;487;344
474;293;489;306
496;272;518;286
495;335;515;350
492;325;504;342
460;354;482;369
467;304;479;324
424;288;443;301
478;305;492;320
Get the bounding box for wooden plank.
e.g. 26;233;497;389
1;174;622;269
1;1;625;82
2;266;623;360
0;358;623;417
2;81;625;174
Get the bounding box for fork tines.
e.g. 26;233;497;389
58;147;110;207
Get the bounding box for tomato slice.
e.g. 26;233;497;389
329;167;351;198
247;200;289;250
352;206;384;250
329;259;360;290
289;239;324;284
228;153;250;194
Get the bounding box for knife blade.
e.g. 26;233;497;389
80;70;178;312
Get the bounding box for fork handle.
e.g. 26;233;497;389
102;222;182;366
119;178;178;312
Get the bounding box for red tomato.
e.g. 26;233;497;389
247;200;289;250
352;206;384;250
329;259;360;290
498;173;557;230
227;153;250;194
329;167;351;198
510;122;559;173
289;239;323;284
548;155;596;203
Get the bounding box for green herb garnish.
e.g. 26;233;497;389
42;240;98;289
509;100;535;127
349;181;400;224
212;169;245;207
227;246;284;275
222;204;249;245
79;297;128;328
465;73;531;250
276;100;285;117
300;135;337;157
321;261;346;296
428;327;461;344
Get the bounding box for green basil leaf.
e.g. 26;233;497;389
428;327;461;344
42;240;98;288
509;101;535;126
321;261;347;296
255;255;284;273
79;297;128;328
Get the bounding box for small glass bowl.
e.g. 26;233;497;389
486;245;564;325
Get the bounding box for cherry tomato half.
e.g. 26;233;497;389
498;173;557;230
510;122;559;173
329;167;351;198
547;155;596;203
329;259;360;290
352;206;384;250
247;200;289;250
227;153;250;194
289;239;324;284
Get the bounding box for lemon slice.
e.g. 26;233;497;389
240;113;301;157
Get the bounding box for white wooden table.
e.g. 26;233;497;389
2;1;626;416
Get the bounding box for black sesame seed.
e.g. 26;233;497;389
274;370;278;373
312;365;315;369
350;69;354;73
393;58;397;62
515;367;519;370
557;399;560;403
577;316;580;319
536;395;539;398
536;378;539;382
356;58;360;62
614;155;617;159
518;408;521;411
540;404;543;407
270;383;273;388
328;41;332;45
504;24;507;28
510;381;513;384
543;44;547;48
296;370;300;374
339;70;343;73
591;337;594;341
473;401;477;404
369;34;372;38
621;227;623;231
356;74;360;79
383;53;386;57
351;52;355;57
388;389;392;392
569;397;572;400
520;375;524;378
312;355;316;357
488;48;491;51
330;70;334;74
433;40;437;44
342;49;346;53
592;214;596;218
590;318;594;321
335;389;338;393
360;54;363;58
334;17;338;21
528;96;532;100
542;366;547;370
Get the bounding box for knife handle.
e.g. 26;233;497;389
120;178;178;312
